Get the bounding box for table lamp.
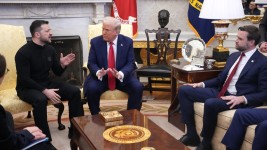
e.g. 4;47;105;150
199;0;245;68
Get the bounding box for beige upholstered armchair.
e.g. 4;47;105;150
0;24;64;130
0;24;32;113
84;23;133;100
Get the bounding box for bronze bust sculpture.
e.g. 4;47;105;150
157;9;170;39
158;9;170;28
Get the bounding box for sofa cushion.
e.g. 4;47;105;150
194;102;236;130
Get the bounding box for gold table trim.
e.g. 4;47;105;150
103;125;151;144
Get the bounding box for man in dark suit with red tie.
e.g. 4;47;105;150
178;25;267;150
83;16;143;115
221;12;267;150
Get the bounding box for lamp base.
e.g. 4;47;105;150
213;47;229;68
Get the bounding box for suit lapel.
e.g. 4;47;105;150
239;50;259;79
116;35;123;68
224;53;240;75
100;38;108;68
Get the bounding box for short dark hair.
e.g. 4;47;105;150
30;20;49;37
0;54;6;78
238;25;260;45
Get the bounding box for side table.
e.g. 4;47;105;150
168;63;222;131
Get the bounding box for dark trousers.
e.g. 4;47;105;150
222;109;267;150
178;85;237;140
84;76;143;115
17;81;84;141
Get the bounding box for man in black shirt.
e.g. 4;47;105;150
15;20;84;148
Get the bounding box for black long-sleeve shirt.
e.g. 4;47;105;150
15;41;65;92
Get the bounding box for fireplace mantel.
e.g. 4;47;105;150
0;0;111;24
0;0;112;61
0;0;112;4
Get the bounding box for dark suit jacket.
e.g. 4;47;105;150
84;34;137;93
0;104;34;150
204;50;267;106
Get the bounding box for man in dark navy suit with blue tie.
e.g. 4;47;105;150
83;16;143;115
178;25;267;150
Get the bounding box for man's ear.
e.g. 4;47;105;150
34;32;40;38
249;40;255;47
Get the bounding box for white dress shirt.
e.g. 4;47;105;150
96;36;124;82
227;49;256;95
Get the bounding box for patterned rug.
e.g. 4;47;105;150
14;100;170;129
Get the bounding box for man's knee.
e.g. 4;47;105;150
71;86;81;95
85;83;99;94
178;85;193;96
132;81;143;92
204;98;221;108
32;95;48;107
258;120;267;128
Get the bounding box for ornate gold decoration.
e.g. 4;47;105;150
242;15;263;24
133;41;184;48
103;125;151;144
231;15;263;25
212;20;231;51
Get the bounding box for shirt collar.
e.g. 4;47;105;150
108;36;118;47
244;48;256;58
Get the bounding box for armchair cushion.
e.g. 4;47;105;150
0;89;32;113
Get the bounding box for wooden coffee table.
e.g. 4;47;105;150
70;109;190;150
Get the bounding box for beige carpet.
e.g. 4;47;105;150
13;99;170;129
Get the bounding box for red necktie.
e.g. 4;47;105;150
108;42;116;90
218;53;245;97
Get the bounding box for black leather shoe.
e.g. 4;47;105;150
196;141;212;150
47;142;57;150
179;134;200;146
68;127;73;139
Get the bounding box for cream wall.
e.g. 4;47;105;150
0;0;258;62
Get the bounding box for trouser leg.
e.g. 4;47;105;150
178;85;217;136
17;89;51;141
117;78;143;111
253;120;267;150
83;78;107;115
222;109;267;150
201;98;229;141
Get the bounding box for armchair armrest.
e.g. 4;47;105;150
82;62;88;82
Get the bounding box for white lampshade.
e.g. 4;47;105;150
199;0;245;19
